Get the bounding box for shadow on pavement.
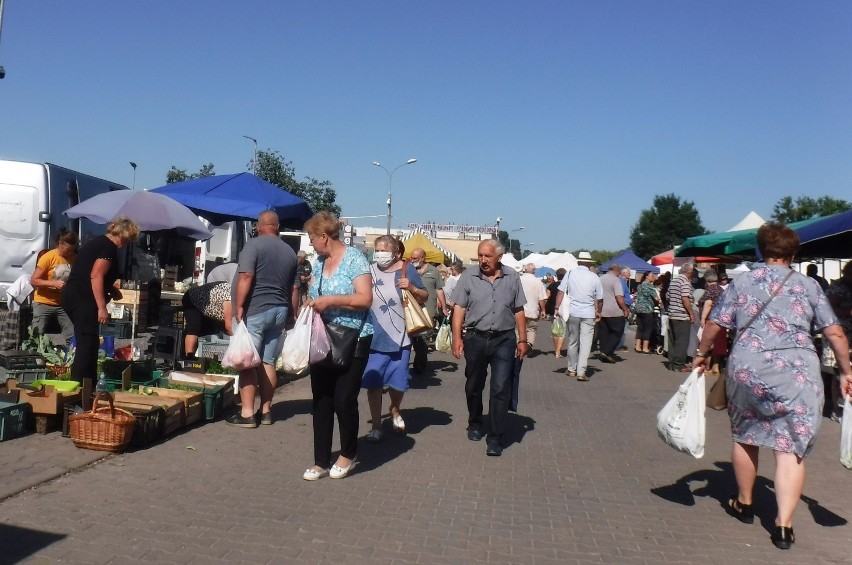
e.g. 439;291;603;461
398;406;453;435
503;413;536;448
651;461;847;531
271;398;312;422
0;523;66;563
354;435;416;475
409;359;458;389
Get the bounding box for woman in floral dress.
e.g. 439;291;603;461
693;223;851;550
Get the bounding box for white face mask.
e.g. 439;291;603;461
411;260;423;268
374;251;395;269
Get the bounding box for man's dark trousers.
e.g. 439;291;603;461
464;330;516;443
668;318;692;368
597;316;625;357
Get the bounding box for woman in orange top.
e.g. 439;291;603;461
30;228;78;344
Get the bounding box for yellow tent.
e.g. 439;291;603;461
401;232;449;264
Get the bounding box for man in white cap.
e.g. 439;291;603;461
554;252;603;381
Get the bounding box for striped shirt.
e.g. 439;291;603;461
666;274;693;321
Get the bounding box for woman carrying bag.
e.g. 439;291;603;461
361;235;427;443
693;223;851;549
302;212;373;481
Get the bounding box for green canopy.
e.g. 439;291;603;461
676;217;824;258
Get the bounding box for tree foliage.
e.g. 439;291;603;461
771;195;851;224
252;150;341;217
497;230;522;259
629;194;708;258
166;163;215;184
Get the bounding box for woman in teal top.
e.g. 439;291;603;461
302;212;373;482
633;272;660;353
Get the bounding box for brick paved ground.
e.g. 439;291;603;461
2;323;851;564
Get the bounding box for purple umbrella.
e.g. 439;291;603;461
64;190;213;240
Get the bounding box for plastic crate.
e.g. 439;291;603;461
0;366;50;385
100;321;133;338
156;377;229;421
125;406;164;447
0;400;31;441
196;334;229;360
105;377;158;393
102;359;157;381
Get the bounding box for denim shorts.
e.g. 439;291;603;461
361;347;412;392
238;306;288;365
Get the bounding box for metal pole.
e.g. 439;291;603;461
373;159;416;235
243;135;258;174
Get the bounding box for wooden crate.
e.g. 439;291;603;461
144;387;203;426
99;393;185;436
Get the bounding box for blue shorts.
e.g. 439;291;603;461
238;306;287;366
361;347;411;392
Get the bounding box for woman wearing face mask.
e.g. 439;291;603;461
362;235;428;442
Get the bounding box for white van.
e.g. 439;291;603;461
0;160;128;299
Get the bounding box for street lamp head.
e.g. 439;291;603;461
372;161;382;167
406;158;417;165
243;135;257;143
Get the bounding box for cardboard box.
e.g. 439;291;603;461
144;387;203;426
4;378;82;415
99;392;185;436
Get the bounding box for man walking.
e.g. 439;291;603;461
227;211;298;428
666;263;695;372
452;240;528;457
554;252;603;381
410;247;446;374
597;263;629;364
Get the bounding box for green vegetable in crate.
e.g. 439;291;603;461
21;326;75;366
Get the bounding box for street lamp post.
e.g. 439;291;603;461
372;158;417;235
243;135;258;174
129;162;137;190
508;226;525;256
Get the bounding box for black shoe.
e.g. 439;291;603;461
724;496;754;524
226;413;258;428
259;412;273;425
467;426;483;441
771;526;795;549
598;353;616;364
486;441;503;456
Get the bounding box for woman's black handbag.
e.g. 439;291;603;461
315;270;369;370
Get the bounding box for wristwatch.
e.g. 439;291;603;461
694;348;708;358
519;341;532;346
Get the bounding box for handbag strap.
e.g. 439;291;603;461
733;267;794;345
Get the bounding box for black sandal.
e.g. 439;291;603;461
771;525;795;549
725;496;754;524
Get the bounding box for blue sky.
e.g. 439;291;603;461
1;1;850;253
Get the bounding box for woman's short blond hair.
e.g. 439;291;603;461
106;216;140;243
304;211;340;240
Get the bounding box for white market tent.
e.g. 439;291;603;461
726;211;766;232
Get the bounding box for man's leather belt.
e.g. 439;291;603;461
467;328;514;336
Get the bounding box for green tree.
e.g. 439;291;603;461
629;194;708;258
165;163;215;184
496;230;522;259
771;195;851;223
252;150;340;216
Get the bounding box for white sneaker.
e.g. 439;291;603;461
302;467;329;481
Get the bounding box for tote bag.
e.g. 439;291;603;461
656;368;706;458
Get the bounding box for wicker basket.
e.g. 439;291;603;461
68;392;136;452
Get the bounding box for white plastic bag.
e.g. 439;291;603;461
310;310;331;364
435;318;452;353
279;307;312;374
656;368;706;458
222;320;262;371
840;396;852;470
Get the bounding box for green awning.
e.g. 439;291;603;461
676;217;825;258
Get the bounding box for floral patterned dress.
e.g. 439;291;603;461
710;265;838;457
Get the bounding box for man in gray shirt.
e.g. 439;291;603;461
227;211;298;428
597;263;630;364
451;240;528;457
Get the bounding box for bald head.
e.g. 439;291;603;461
524;263;536;274
257;211;280;235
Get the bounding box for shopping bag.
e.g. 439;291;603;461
435;318;452;353
222;320;262;371
310;310;331;364
840;396;852;470
278;307;311;374
706;373;727;410
551;317;565;337
656;368;706;458
403;289;432;335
